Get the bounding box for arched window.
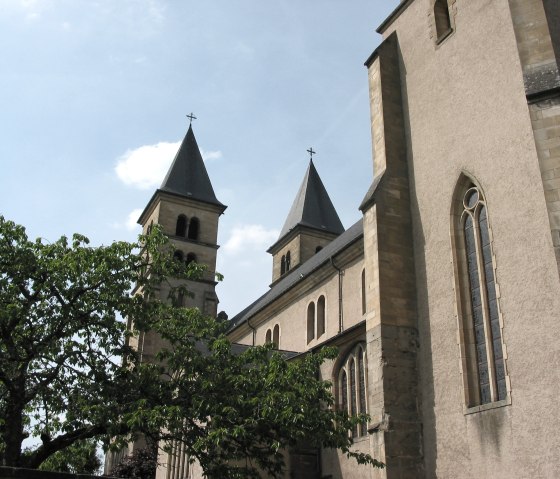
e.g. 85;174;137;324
281;255;286;275
338;343;368;438
452;178;507;408
176;215;187;237
187;217;199;240
361;269;366;315
434;0;452;41
315;246;323;253
173;250;184;262
317;295;325;338
285;251;291;271
265;329;272;344
306;302;315;344
186;253;197;265
272;324;280;348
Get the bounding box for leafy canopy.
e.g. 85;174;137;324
0;216;382;477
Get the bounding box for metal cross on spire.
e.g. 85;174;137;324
187;112;197;124
307;147;316;160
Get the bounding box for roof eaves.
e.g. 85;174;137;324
376;0;415;34
228;219;364;330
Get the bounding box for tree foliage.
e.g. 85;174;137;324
0;216;382;477
37;438;101;475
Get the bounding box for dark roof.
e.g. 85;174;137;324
277;160;344;239
160;125;225;208
229;219;364;330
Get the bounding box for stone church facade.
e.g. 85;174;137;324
113;0;560;478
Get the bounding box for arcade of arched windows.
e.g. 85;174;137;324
175;214;201;241
265;324;280;349
306;295;326;344
337;343;368;438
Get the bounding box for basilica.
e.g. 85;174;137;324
115;0;560;477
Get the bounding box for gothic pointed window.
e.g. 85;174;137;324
176;215;187;237
452;178;508;409
281;255;286;275
338;343;368;438
285;251;291;272
188;217;199;240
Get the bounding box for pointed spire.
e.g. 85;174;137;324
278;159;344;239
160;125;224;208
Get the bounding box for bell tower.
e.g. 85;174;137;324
135;122;227;359
267;158;344;285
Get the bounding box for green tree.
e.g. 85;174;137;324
0;216;382;477
37;438;101;475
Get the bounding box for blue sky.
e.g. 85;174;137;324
0;0;398;317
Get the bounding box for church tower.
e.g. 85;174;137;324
267;158;344;284
135;122;226;360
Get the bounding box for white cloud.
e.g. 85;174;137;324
110;208;142;232
115;141;180;190
115;142;222;190
201;149;222;162
125;208;143;231
223;225;279;255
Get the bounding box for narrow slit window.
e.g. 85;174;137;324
307;302;315;344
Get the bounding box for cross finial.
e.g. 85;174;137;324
187;112;197;124
307;147;316;160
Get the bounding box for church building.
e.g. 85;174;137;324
128;0;560;477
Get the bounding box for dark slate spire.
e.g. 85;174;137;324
160;125;224;208
278;160;344;238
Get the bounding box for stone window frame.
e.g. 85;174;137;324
336;342;368;438
450;173;511;414
428;0;457;47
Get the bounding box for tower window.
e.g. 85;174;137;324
434;0;452;42
173;250;184;262
285;251;291;271
452;178;508;409
187;217;200;240
315;246;323;253
186;253;197;265
176;215;187;237
281;255;286;275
